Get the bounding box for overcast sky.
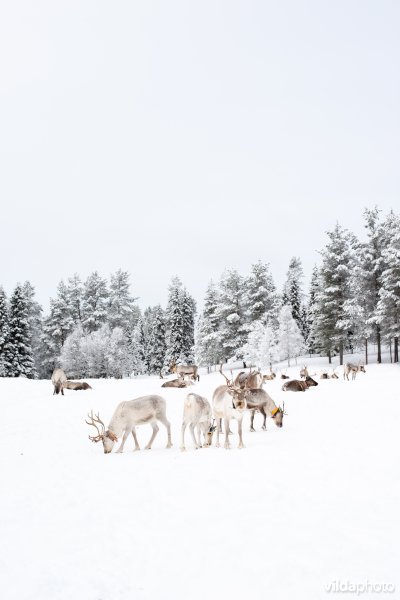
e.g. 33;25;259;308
1;0;399;311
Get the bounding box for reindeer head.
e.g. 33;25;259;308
271;401;287;428
305;375;318;387
85;411;118;454
360;365;366;374
204;419;217;447
219;366;248;409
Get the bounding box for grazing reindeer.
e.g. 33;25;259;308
51;368;67;395
86;396;172;454
162;378;187;388
320;372;330;380
234;369;263;389
331;369;339;379
344;363;366;381
212;367;249;449
181;393;215;450
171;363;200;382
300;366;309;379
63;380;92;391
246;389;286;432
282;375;318;392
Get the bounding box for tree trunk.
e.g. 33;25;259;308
339;341;343;366
328;350;332;364
376;324;381;364
389;339;392;363
395;337;399;363
365;338;368;365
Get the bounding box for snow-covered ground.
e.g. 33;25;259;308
1;359;399;600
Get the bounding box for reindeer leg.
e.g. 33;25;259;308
216;418;221;447
250;410;255;432
189;423;200;449
158;414;172;448
261;407;267;430
238;417;245;449
145;422;159;449
196;425;202;447
116;429;130;453
181;421;187;451
224;418;231;449
131;427;140;451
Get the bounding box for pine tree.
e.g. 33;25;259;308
244;261;279;325
148;305;166;375
195;281;223;369
82;271;109;333
282;257;306;335
216;269;247;361
242;320;278;369
108;269;136;330
59;324;87;378
67;274;83;324
276;305;305;366
22;281;43;378
0;287;10;376
376;210;400;362
306;266;320;355
180;289;196;362
106;327;131;378
7;284;35;377
311;223;357;364
165;277;186;367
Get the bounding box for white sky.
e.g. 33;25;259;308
1;0;399;311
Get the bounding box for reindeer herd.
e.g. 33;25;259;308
51;359;366;455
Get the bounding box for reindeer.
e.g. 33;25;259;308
245;388;286;432
281;374;290;380
51;368;67;395
85;396;172;454
331;369;339;379
320;372;330;379
263;369;276;382
282;375;318;392
181;393;215;451
161;378;187;388
234;369;263;389
212;367;249;449
300;365;309;379
171;363;200;382
63;381;92;391
344;363;366;381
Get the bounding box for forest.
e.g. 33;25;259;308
0;207;399;379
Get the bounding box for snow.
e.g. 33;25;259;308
1;359;399;600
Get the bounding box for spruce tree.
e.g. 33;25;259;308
67;274;83;324
82;271;109;333
282;257;306;335
165;277;186;368
7;284;35;377
216;269;247;361
148;305;166;375
195;281;223;369
108;269;136;330
0;287;10;376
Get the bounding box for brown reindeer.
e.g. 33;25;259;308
320;372;330;380
282;375;318;392
161;378;187;388
63;380;92;391
281;374;290;380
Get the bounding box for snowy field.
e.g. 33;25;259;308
1;358;399;600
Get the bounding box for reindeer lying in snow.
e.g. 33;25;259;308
245;389;286;432
64;380;92;391
181;393;215;451
234;369;263;389
282;375;318;392
161;378;188;388
86;396;172;454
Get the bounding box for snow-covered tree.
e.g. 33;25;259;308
147;305;166;375
108;269;136;330
376;210;400;362
165;277;196;367
282;257;306;335
59;324;87;378
306;266;320;355
244;261;280;326
67;274;83;324
106;327;132;378
0;287;10;376
243;320;279;369
311;223;357;364
82;272;109;333
276;304;305;366
22;281;43;377
80;324;110;377
216;269;247;361
7;284;35;377
195;281;223;369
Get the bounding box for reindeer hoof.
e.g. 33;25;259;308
250;427;255;432
262;426;266;431
133;447;140;452
180;446;186;452
166;443;172;449
224;443;231;449
238;444;245;449
145;446;152;450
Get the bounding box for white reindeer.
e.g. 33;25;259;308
212;367;249;449
181;393;215;451
51;368;67;395
343;363;366;381
86;395;172;454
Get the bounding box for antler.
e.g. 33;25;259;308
85;410;106;442
219;364;231;386
280;401;288;415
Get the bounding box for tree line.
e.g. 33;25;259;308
0;207;399;378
